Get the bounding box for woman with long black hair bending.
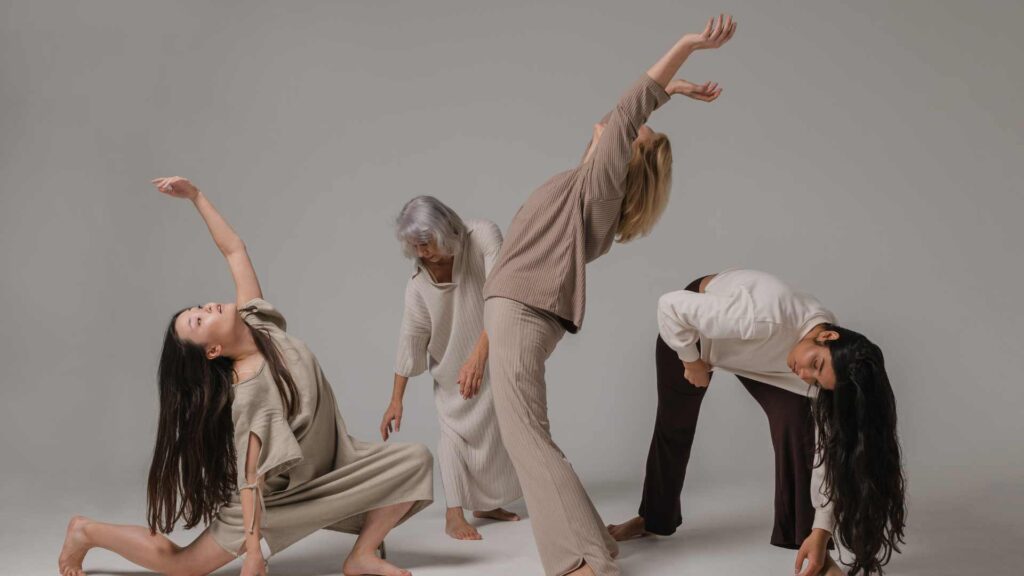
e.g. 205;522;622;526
482;15;736;576
608;269;906;576
58;177;433;576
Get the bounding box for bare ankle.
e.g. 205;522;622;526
71;516;93;545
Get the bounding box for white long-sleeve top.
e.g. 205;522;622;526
657;268;837;533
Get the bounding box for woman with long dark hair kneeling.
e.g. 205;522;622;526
608;269;906;576
58;177;433;576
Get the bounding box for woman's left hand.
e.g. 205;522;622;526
457;351;486;400
794;528;831;576
667;79;722;102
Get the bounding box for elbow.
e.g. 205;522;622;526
657;294;675;317
224;241;248;258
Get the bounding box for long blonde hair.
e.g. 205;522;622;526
617;134;672;243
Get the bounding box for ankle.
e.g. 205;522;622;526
73;516;94;546
445;507;466;520
349;543;379;558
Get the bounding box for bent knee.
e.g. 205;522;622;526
408;443;433;468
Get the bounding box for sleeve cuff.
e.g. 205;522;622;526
677;344;700;363
395;334;430;377
250;412;303;483
641;73;672;107
812;509;835;534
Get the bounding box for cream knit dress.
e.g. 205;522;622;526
394;219;521;510
209;298;434;556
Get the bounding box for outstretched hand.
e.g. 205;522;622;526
684;13;737;51
152;176;199;200
647;14;736;95
667;79;723;102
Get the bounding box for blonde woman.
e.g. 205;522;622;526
481;15;737;576
381;196;522;540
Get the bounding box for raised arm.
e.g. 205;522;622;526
648;14;736;89
152;177;263;306
586;14;736;198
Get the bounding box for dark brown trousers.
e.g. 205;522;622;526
637;277;818;550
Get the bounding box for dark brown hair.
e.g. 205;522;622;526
814;324;907;574
146;307;299;533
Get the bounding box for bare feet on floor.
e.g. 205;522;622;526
343;550;412;576
445;507;482;540
607;516;650;542
472;508;521;522
58;516;91;576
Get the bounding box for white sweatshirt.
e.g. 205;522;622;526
657;268;837;533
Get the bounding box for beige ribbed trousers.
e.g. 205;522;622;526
484;297;619;576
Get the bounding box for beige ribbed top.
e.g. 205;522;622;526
483;74;671;333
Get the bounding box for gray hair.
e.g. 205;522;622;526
395;196;468;260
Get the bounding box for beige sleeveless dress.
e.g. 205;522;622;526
209;298;433;556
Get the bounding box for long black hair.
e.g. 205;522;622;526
813;323;907;575
146;307;300;533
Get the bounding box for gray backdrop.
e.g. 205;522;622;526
2;0;1022;573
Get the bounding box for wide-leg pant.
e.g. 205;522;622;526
638;278;820;549
484;297;619;576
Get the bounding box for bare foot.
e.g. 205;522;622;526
445;508;482;541
607;516;650;542
342;550;411;576
58;516;91;576
821;555;844;576
472;508;521;522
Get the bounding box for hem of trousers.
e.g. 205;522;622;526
637;508;681;537
641;521;680;537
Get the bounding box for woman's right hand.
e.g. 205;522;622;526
380;401;403;441
683;359;712;388
151;176;199;201
683;14;737;51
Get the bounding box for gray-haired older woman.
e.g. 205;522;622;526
379;196;523;540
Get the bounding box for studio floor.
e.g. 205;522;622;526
6;474;1021;575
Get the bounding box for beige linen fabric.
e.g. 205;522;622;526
209;298;433;556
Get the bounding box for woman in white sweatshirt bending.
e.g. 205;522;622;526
609;269;906;576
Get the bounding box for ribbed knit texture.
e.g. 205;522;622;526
483;74;671;333
485;297;621;576
394;220;521;509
